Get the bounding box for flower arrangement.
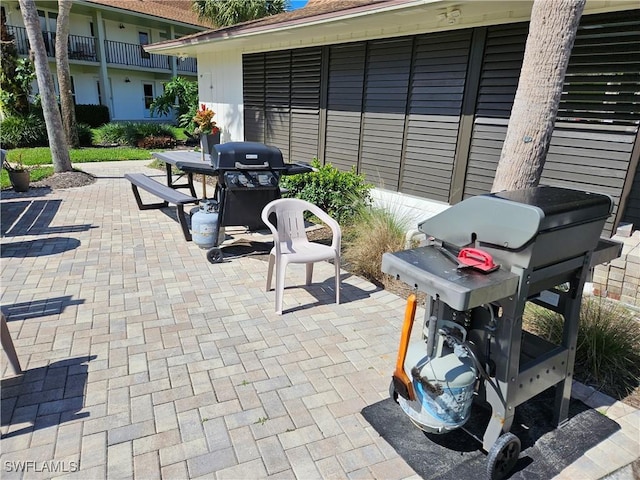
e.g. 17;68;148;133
193;104;220;135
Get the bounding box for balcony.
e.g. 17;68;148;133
6;25;197;74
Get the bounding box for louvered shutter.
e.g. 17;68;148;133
290;47;322;163
324;43;366;171
545;11;640;234
243;53;265;142
401;30;472;202
360;38;412;190
265;50;291;162
463;23;527;198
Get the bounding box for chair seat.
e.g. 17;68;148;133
270;241;335;263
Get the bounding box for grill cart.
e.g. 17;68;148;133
381;186;622;480
177;142;312;263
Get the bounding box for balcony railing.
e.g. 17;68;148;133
105;39;169;69
6;25;196;73
177;57;197;73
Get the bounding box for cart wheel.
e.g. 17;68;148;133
206;248;223;264
486;432;520;480
389;379;399;403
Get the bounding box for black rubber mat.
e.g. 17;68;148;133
362;388;620;480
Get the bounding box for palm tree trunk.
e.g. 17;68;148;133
56;0;79;148
18;0;72;173
492;0;585;192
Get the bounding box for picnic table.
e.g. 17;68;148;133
151;150;208;198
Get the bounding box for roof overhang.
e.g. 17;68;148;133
144;0;638;57
72;0;207;34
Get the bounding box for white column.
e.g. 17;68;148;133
170;25;177;77
94;11;110;113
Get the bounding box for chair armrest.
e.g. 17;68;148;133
309;206;341;250
261;206;280;245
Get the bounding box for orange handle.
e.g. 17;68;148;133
394;293;417;399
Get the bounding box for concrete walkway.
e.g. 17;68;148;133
1;160;638;479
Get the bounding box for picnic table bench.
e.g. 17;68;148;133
125;151;217;241
124;173;198;241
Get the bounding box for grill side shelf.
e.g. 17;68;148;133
381;246;520;310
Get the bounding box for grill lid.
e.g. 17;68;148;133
211;142;285;170
419;186;612;250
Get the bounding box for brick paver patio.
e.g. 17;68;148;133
1;160;638;479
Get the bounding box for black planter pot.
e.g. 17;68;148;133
200;132;221;156
8;170;30;192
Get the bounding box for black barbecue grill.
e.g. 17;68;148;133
381;186;622;479
177;142;312;263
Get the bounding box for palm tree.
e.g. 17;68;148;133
18;0;72;173
192;0;288;27
492;0;585;192
55;0;79;148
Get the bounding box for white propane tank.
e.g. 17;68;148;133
191;200;225;248
398;322;477;434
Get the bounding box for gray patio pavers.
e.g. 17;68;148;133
1;160;638;480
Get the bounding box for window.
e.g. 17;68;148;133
70;76;76;105
90;22;94;37
143;83;154;110
139;31;150;59
51;73;59;95
96;80;102;105
38;9;57;56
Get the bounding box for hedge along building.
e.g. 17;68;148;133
145;0;640;234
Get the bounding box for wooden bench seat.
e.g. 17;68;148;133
124;173;198;241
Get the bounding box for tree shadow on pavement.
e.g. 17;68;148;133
1;199;94;237
1;296;85;322
1;355;97;439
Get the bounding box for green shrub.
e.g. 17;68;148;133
95;122;176;147
280;159;372;224
0;114;48;148
76;123;93;147
149;76;198;132
524;296;640;399
343;205;412;282
75;104;110;127
96;122;134;145
133;122;175;139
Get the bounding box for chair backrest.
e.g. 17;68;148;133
262;198;340;248
262;198;316;246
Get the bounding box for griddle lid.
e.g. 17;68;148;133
419;196;542;250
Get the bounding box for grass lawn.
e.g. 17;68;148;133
1;147;154;189
5;147;153;165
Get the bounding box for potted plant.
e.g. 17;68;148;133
193;103;221;156
1;150;30;192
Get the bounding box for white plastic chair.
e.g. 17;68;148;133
261;198;341;314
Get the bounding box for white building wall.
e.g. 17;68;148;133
196;49;245;143
108;75;165;121
72;75;99;105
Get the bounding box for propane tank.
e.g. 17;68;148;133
191;199;225;248
398;321;477;434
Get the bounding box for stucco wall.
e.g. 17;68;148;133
196;50;245;144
